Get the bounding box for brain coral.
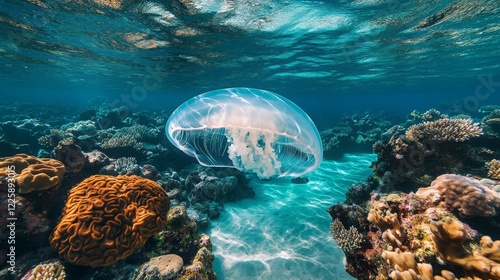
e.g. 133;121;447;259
0;153;66;194
50;175;170;267
416;174;500;217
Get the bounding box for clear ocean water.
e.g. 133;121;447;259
209;154;375;279
1;0;500;279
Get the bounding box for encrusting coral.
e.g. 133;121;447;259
0;153;66;193
487;159;500;179
25;260;66;280
134;254;183;280
50;175;170;267
405;118;482;142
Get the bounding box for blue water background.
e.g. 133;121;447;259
1;0;500;279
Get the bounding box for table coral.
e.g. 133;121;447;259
405;118;482;142
50;175;170;267
0;153;65;194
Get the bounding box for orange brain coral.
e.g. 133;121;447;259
50;175;170;267
0;153;66;194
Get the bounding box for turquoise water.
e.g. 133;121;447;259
1;0;500;278
208;154;376;280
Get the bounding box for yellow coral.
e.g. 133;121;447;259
430;217;500;279
405;118;482;142
368;209;406;251
50;175;170;267
0;153;66;194
486;159;500;180
27;261;66;280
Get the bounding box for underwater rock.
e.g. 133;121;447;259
0;139;30;157
133;254;183;280
52;139;87;173
141;164;161;180
0;191;52;258
291;177;309;184
148;206;199;262
184;165;254;203
84;149;110;170
78;109;97;121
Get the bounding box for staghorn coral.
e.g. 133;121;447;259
25;260;66;280
430;217;500;279
416;174;500;217
0;153;65;194
406;118;483;142
405;118;482;142
330;218;364;254
487;159;500;179
50;175;170;267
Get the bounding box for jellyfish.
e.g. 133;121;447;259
166;88;323;178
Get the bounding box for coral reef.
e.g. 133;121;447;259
0;153;66;194
405;109;447;127
430;217;500;279
321;112;396;159
416;174;500;217
50;175;170;267
487;159;500;179
405;118;482;142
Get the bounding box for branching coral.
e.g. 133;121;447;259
430;217;500;279
367;208;406;251
405;118;482;142
38;129;73;149
101;135;143;150
330;218;364;254
382;248;433;280
416;174;500;217
113;125;160;141
487;159;500;180
0;153;66;193
50;175;170;267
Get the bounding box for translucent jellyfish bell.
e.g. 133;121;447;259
166;88;323;178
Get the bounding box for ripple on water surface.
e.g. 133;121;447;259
208;153;376;280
